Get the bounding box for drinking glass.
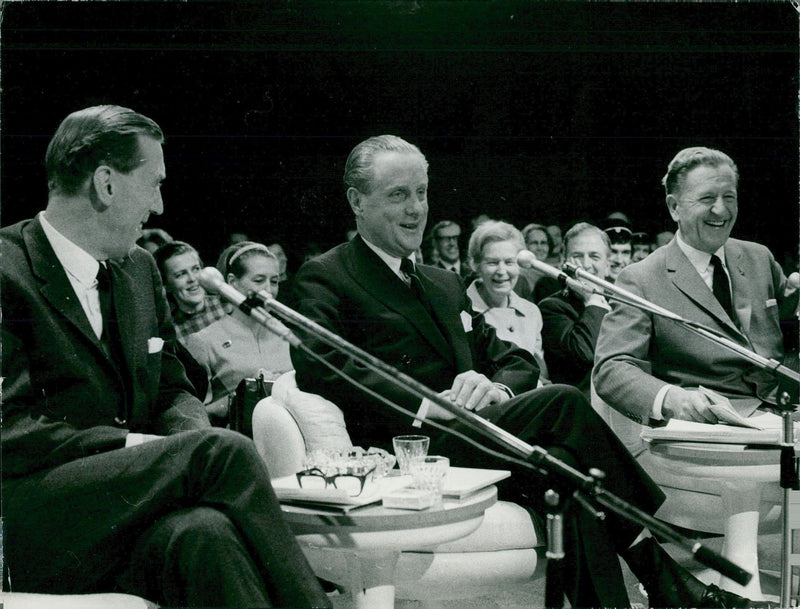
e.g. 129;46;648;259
392;435;430;475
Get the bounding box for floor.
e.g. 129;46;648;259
329;532;783;609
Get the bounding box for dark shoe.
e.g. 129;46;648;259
698;584;776;608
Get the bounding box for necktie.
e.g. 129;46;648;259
400;258;427;303
710;254;734;320
97;262;128;425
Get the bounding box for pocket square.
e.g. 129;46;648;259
460;310;473;332
765;298;777;308
147;337;165;354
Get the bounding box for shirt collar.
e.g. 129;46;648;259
467;279;525;315
360;236;416;279
39;211;99;287
675;230;726;275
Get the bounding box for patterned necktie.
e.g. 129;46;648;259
400;258;431;309
710;254;734;320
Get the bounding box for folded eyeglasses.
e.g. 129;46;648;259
296;464;377;497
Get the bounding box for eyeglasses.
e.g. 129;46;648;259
296;464;377;497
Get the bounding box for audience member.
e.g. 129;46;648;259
631;231;651;262
430;219;471;279
603;224;633;283
1;105;329;608
466;220;549;382
290;134;763;609
654;230;675;249
539;223;611;396
136;227;173;254
595;146;800;426
521;223;561;301
546;223;564;261
184;241;293;423
154;241;227;340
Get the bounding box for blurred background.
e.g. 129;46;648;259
2;1;797;272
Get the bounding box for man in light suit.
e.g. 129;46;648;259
594;147;799;425
1;105;330;608
291;135;768;608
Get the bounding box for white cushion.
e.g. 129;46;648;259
272;371;352;453
0;592;155;609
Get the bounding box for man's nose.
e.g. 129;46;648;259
710;195;728;215
151;191;164;216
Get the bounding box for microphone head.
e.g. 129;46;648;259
516;249;538;269
197;267;226;294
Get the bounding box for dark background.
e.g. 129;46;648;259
2;1;798;271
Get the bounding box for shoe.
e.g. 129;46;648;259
698;584;776;608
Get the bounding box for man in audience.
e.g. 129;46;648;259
154;241;227;340
540;223;611;396
604;223;633;283
594;146;799;425
290;134;767;609
631;231;652;262
1;105;330;608
430;219;471;278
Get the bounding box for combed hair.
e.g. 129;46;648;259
467;220;525;269
216;241;278;279
661;147;738;196
563;222;611;255
343;135;427;194
46;105;164;195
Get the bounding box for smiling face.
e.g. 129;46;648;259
100;135;165;258
163;250;205;312
608;242;632;280
476;240;520;305
348;151;429;259
229;253;281;299
667;163;738;253
435;225;462;264
566;232;610;279
525;228;550;261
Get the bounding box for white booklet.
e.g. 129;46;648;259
697;386;766;429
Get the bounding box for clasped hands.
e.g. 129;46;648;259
439;370;509;413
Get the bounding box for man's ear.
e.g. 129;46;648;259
91;165;114;210
665;194;680;222
346;187;362;216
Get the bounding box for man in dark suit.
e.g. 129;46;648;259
430;219;472;279
594;147;799;425
291;135;767;608
1;105;330;608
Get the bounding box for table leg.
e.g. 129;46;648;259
344;550;400;609
718;481;764;600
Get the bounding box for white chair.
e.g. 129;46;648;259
252;372;546;607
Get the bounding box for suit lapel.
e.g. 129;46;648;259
348;238;455;364
665;240;744;339
25;218;111;356
724;242;753;337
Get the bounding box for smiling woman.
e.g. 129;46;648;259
466;220;549;382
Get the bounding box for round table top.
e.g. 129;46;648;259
645;440;783;466
281;485;497;533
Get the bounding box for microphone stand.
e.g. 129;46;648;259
247;288;753;592
561;262;800;606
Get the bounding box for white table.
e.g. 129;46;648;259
281;485;497;609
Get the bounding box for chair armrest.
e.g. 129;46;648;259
252;396;306;478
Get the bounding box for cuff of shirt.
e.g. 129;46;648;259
493;383;515;399
125;432;145;447
652;384;674;421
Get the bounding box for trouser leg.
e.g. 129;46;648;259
4;428;330;608
119;506;271;608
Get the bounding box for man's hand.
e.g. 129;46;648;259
662;387;718;423
445;371;508;412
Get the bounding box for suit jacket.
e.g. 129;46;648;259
539;289;608;395
2;216;209;479
290;236;540;448
593;237;796;423
434;259;474;281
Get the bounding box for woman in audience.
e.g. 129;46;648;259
521;223;561;302
466;221;549;383
539;222;611;396
184;241;293;423
154;240;228;340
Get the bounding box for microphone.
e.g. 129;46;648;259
197;267;301;347
515;250;588;294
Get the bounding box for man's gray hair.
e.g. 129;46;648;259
661;147;738;196
343;135;427;194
